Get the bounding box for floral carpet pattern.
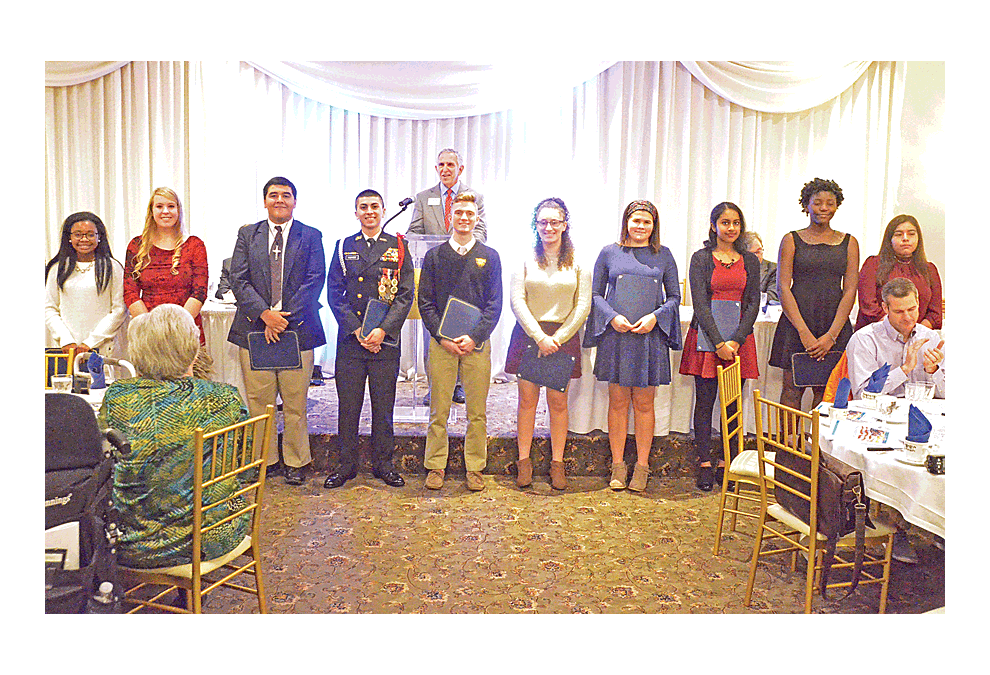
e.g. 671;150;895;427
203;474;943;614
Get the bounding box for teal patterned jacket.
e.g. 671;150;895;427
99;377;251;569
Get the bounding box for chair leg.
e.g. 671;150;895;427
878;533;893;614
743;513;767;606
728;484;740;532
804;541;817;614
253;546;268;614
713;489;729;556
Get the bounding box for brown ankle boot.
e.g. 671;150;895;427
516;456;533;488
550;460;567;490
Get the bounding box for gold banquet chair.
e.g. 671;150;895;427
121;405;276;613
743;391;894;613
712;357;770;555
44;347;75;388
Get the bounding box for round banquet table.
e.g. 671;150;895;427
200;301;246;401
820;398;945;538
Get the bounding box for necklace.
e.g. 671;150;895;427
75;260;94;273
712;251;738;268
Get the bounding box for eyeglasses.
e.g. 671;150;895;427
70;232;99;241
537;219;565;229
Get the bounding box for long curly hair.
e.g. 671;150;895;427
799;177;844;213
619;199;662;253
875;214;931;285
45;211;117;293
530;197;575;270
130;187;187;279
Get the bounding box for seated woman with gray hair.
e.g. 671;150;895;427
99;303;250;570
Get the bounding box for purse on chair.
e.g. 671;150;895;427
775;448;874;598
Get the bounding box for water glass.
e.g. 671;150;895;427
51;375;72;393
905;381;935;401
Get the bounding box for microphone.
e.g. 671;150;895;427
382;197;413;230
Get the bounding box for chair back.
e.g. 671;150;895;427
45;348;74;389
716;356;744;463
45;392;104;471
752;389;821;539
190;405;275;589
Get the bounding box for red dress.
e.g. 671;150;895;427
679;256;759;379
123;236;209;343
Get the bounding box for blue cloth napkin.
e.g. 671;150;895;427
833;377;851;409
87;352;106;389
864;362;891;394
906;404;932;443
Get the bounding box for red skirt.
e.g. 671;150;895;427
678;325;759;380
504;321;582;379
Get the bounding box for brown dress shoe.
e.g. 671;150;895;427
425;469;445;490
466;471;485;491
550;460;567;490
516;456;533;488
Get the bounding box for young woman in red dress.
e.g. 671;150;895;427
123;187;210;370
679;202;761;491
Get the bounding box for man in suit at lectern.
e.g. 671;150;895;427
227;176;327;486
408;148;487;405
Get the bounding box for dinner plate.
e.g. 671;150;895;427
895;453;927;466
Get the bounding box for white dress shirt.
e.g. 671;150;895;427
268;218;292;310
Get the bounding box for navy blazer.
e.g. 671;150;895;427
226;219;327;351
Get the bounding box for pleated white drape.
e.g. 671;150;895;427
44;61;906;380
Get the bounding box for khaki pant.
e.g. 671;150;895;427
239;348;314;469
424;340;491;472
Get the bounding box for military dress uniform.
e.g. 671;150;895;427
326;230;414;486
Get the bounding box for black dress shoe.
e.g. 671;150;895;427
264;462;284;479
714;466;725;489
696;465;714;492
452;384;466;404
284;465;307;486
373;467;405;487
323;466;358;489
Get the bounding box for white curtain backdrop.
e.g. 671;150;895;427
44;61;906;396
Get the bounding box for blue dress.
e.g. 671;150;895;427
583;243;682;387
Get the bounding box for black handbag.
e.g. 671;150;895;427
775;448;874;597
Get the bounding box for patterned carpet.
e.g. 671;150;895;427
202;473;944;614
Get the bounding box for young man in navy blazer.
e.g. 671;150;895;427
227;176;327;486
325;189;414;489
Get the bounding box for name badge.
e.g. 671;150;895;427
427;197;441;206
344;252;360;261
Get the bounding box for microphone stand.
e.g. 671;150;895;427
381;198;413;231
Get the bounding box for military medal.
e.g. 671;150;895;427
379;268;397;303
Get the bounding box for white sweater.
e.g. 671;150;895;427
45;259;126;354
509;255;592;344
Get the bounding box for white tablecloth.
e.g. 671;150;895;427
201;301;246;401
821;399;945;538
566;305;784;435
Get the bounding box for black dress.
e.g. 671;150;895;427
769;231;853;369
